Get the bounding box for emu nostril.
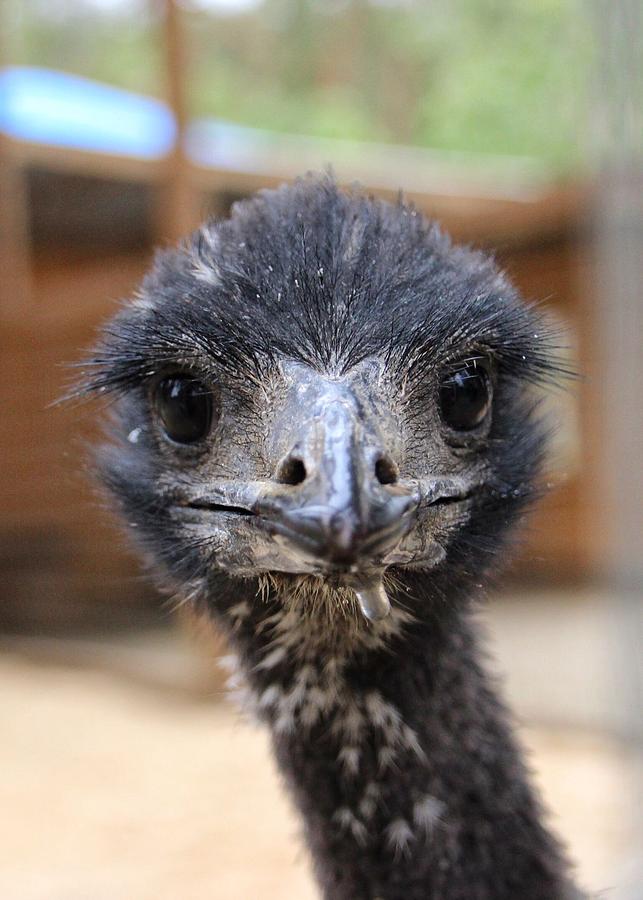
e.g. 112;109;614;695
375;455;399;486
276;456;307;486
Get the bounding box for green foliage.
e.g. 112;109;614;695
11;0;594;170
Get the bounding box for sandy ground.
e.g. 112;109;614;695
0;648;641;900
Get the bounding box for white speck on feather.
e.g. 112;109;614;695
227;601;251;621
413;795;445;835
273;710;295;734
192;259;221;285
332;701;364;742
256;645;287;670
217;654;238;674
384;818;414;859
217;654;258;720
364;692;401;731
358;782;380;820
402;724;426;760
127;427;142;444
192;227;222;285
131;289;154;310
258;684;282;710
337;745;361;777
378;745;398;772
332;807;368;846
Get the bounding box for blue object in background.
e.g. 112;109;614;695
0;66;176;159
187;118;284;172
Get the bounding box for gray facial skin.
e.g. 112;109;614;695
168;360;486;621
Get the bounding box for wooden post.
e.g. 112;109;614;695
0;136;32;313
156;0;202;243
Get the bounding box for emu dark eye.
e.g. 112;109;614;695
154;375;215;444
439;359;492;431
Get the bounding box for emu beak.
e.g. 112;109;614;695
263;403;416;565
255;377;418;621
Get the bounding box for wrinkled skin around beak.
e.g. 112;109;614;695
179;362;479;621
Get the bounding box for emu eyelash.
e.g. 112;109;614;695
439;351;493;377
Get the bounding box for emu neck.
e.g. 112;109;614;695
218;582;574;900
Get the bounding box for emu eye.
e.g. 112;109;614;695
154;374;215;444
439;358;492;431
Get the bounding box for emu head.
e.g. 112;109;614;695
84;178;556;627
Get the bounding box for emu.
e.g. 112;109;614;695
83;176;581;899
